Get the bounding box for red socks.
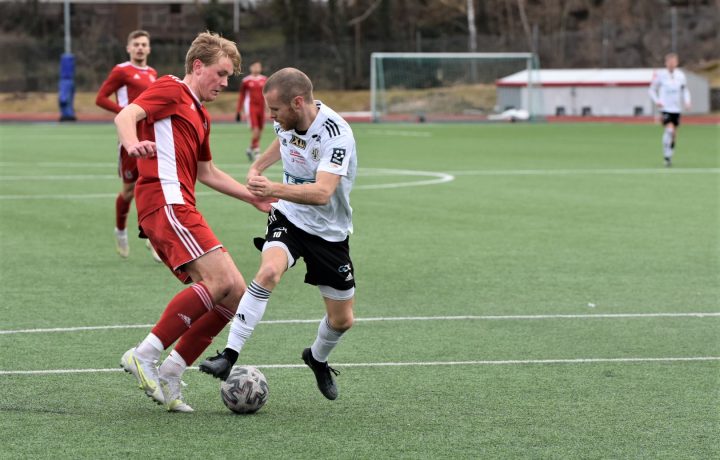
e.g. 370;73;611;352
151;283;214;348
174;304;235;365
115;194;131;230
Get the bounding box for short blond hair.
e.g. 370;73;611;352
184;31;241;75
263;67;313;104
127;30;150;44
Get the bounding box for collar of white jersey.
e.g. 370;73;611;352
303;100;327;135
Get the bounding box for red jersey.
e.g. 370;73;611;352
96;62;157;113
237;74;267;113
131;75;212;223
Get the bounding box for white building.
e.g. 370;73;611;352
497;68;710;117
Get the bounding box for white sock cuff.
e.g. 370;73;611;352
168;349;187;368
146;333;165;352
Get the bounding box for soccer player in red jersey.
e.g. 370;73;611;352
236;61;268;161
95;30;160;261
114;32;274;412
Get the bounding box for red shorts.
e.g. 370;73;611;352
139;204;223;284
247;107;266;130
118;144;138;184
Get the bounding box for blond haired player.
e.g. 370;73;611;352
114;32;274;412
96;30;161;261
648;53;691;167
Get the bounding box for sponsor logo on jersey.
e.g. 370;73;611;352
133;74;141;80
311;148;320;162
290;149;306;164
330;148;346;166
290;134;307;149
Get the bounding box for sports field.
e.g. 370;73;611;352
0;121;718;458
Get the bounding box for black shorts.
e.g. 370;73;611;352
661;112;681;127
262;208;355;291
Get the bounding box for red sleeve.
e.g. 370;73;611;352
133;78;182;123
95;67;124;113
237;80;247;113
198;136;212;161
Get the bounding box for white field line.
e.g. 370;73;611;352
0;168;455;199
445;168;720;176
1;356;718;376
0;175;118;181
2;167;718;200
1;312;718;335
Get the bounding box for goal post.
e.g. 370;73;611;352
370;52;541;122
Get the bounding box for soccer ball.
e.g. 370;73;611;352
220;366;269;414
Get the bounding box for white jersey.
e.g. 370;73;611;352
273;101;357;242
648;68;691;114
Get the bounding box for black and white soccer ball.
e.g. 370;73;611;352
220;366;269;414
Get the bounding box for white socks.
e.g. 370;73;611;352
159;349;187;378
310;316;345;363
135;332;164;361
226;281;271;353
662;127;674;159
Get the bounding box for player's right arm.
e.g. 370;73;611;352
236;80;247;118
247;138;281;182
114;103;156;158
96;68;124;113
648;72;662;108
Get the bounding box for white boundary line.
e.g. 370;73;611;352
1;312;718;335
1;356;718;376
0;168;455;199
445;168;720;176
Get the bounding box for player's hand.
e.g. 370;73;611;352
235;112;241;122
127;140;156;158
250;194;276;212
247;175;274;197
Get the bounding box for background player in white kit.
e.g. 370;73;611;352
200;67;357;401
648;53;691;167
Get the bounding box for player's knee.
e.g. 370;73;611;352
255;263;283;290
330;312;354;332
121;188;134;201
206;272;241;301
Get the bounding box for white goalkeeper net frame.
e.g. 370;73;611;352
370;52;541;122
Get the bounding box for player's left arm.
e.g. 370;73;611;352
682;75;691;110
197;160;274;212
247;171;341;206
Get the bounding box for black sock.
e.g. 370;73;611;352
223;348;239;364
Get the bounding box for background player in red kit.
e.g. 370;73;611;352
236;61;267;161
96;30;160;261
114;32;273;412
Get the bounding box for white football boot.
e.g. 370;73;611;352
120;347;139;381
145;240;162;263
114;228;129;258
131;350;165;405
159;373;194;413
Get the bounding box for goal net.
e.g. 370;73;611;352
370;52;541;122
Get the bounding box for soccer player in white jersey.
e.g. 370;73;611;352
200;67;357;400
648;53;691;167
